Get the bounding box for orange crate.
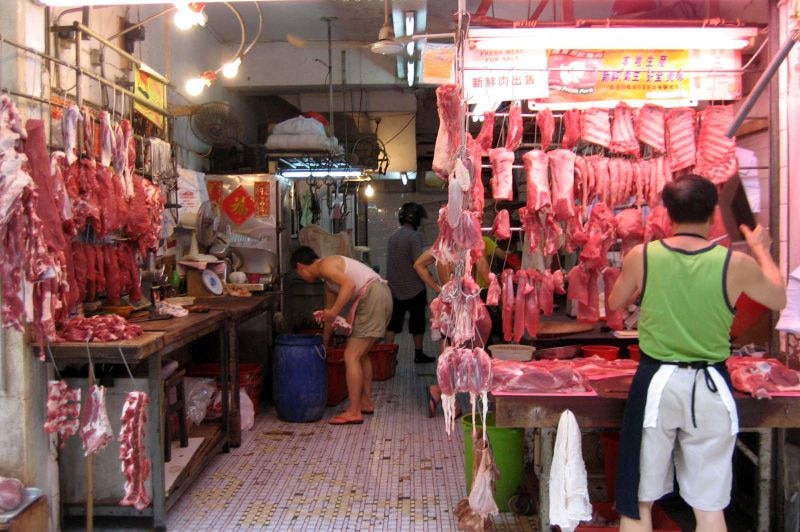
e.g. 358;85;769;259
326;347;347;406
370;343;398;381
576;502;679;531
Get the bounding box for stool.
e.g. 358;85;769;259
163;367;188;462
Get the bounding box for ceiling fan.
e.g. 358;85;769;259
370;0;404;55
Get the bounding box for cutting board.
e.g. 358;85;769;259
537;320;596;338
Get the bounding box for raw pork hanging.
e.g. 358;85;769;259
522;149;550;211
580;108;611;147
636;104;666;153
609;102;640;156
44;380;81;448
693;104;738;184
536;108;555;151
432;84;460;178
489;148;514;201
548;149;576;221
561;109;581;149
119;391;152;511
80;384;114;455
665;107;697;172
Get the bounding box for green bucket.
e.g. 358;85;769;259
462;412;524;512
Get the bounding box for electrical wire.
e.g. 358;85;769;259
381;113;416;146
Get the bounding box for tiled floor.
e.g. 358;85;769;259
165;333;537;531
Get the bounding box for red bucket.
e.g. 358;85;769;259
628;345;640;361
582;345;619;361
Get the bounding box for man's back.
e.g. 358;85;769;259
386;226;424;300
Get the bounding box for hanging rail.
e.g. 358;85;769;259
0;33;172;120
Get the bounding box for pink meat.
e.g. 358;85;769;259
512;271;527;343
466;138;485;214
474;111;495;155
548;149;576;221
616;208;644;257
489;148;514;201
492;210;511;240
504;101;523;152
636;104;666;153
603;267;624;330
694;104;738;185
119;391;152;510
518;206;543;252
665;107;697;172
536;108;555;151
104;246;121;305
433;84;460;178
80;384;114;455
522;150;550;211
610;102;640;156
644;205;673;243
501;269;515;342
523;270;540;338
486;273;500;306
581;108;611;147
543;212;562;256
44;380;81;448
561;109;581;149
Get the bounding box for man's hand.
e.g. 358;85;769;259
740;224;771;257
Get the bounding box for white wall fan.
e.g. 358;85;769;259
177;200;227;262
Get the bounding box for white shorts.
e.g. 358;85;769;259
638;367;736;511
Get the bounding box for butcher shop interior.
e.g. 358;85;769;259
1;0;800;530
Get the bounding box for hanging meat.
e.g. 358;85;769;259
616;208;645;257
489;147;514;201
504;100;523;151
665;107;697;172
44;380;81;448
694;104;738;185
536;108;555;151
119;391;152;511
636;104;666;153
522;149;550;211
473;111;495;156
548;149;576;221
561;109;581;149
580;108;611;148
432;84;460;178
492;209;511;240
609;102;640;156
80;384;114;455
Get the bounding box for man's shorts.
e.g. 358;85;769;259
352;282;393;338
638;367;736;511
386;289;427;335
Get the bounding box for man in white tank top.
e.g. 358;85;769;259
291;246;393;425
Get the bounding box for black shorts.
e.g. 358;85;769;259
387;289;427;335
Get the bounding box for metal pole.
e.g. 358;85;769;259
726;30;799;137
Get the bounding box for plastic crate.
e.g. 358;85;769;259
370;343;399;381
186;363;264;414
326;347;347;406
576;502;680;531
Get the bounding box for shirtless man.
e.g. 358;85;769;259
291;246;393;425
609;174;786;532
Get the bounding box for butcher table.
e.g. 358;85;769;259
48;309;229;531
493;380;800;531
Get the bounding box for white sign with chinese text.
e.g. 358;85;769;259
463;44;549;103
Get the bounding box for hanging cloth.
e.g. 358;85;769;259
549;409;592;532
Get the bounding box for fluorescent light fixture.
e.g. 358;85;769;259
38;0;237;5
405;11;415;37
401;172;408;185
469;26;758;51
279;169;364;178
222;57;242;79
527;99;699;111
407;60;415;86
406;41;415;56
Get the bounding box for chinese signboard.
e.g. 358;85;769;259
463;44;549;103
134;64;166;129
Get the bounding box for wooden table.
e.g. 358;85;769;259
195;294;279;446
494;382;800;531
49;310;229;531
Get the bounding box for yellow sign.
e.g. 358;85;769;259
134;65;166;129
544;49;691;103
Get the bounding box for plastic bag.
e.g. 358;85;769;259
184;377;216;425
240;389;255;431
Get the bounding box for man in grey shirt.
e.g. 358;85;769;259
384;202;434;363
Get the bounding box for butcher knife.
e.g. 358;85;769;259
718;173;757;241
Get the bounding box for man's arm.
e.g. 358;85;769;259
413;249;441;294
608;244;644;310
321;288;336;347
731;224;786;310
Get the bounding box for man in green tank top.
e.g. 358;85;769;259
608;174;785;532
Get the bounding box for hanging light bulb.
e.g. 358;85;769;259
185;70;216;96
365;183;375;198
173;2;207;31
401;172;408;185
221;57;242;79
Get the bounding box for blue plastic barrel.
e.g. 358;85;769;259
273;334;328;422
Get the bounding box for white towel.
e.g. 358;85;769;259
549;409;593;532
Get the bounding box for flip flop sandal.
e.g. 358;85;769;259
328;414;364;425
361;410;374;415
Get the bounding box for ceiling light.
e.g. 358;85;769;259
401;172;408;185
365;184;375;198
407;60;415;87
406;41;415;56
221;57;242;79
173;3;207;31
526;99;699;111
469;27;757;51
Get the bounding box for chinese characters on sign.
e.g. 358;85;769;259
463;45;549;103
134;65;166;129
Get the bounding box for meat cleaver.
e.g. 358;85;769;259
718;173;757;241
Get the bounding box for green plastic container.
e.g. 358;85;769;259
462;412;524;512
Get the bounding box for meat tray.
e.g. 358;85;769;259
0;487;43;523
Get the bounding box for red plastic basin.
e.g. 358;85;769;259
582;345;619;361
628;345;640;361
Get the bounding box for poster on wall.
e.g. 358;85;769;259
134;64;166;129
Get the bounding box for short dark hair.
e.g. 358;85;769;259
290;246;319;268
661;174;718;224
